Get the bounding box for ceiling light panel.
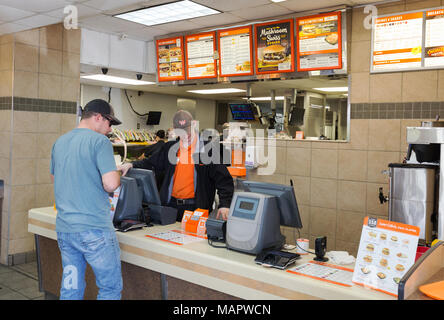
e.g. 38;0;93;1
313;87;348;92
187;88;246;94
81;74;155;85
114;0;221;27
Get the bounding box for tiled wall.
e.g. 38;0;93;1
0;24;80;265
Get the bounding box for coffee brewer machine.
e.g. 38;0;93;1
380;121;444;244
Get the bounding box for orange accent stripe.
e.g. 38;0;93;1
287;270;352;287
309;260;355;272
375;12;423;24
373;48;414;55
353;281;398;297
373;58;421;65
300;49;338;55
28;218;56;231
145;234;184;245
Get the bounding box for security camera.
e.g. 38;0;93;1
136;74;142;80
101;68;108;75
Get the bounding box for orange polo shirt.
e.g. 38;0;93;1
171;137;196;199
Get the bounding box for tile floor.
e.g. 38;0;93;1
0;261;45;300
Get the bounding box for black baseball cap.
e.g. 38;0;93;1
83;99;122;126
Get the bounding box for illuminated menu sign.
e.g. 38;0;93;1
296;12;342;72
185;32;217;80
425;9;444;67
254;19;295;74
218;26;253;77
156;36;185;82
371;12;424;72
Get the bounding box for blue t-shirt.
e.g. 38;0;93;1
50;128;117;233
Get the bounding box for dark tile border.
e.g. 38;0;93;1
0;96;77;114
351;102;444;119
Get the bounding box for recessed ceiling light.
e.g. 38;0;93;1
313;87;348;92
242;96;285;101
187;88;246;94
114;0;221;27
81;74;155;85
270;0;287;2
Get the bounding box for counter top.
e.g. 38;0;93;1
28;207;394;300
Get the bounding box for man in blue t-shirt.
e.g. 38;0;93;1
50;99;123;300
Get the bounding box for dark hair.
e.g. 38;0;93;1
156;130;165;139
80;110;98;121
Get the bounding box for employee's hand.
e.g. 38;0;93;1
216;207;229;221
117;162;133;176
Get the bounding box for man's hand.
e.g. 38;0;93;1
117;163;133;176
216;207;230;221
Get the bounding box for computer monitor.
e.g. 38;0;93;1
125;168;161;205
146;111;162;125
229;103;255;120
240;180;302;228
113;176;143;225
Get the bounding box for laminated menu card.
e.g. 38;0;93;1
352;217;420;297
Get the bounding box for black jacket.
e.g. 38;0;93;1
143;140;165;158
131;138;234;211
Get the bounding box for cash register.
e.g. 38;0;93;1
226;180;303;256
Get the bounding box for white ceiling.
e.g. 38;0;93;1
0;0;389;41
0;0;385;100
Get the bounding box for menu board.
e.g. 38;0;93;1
218;26;253;77
425;9;444;67
254;19;295;74
371;12;424;72
296;12;342;71
352;217;419;297
185;32;217;79
156;36;185;82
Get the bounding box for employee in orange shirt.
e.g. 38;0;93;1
118;110;233;221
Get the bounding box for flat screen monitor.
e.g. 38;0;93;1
146;111;161;125
125;168;161;205
113;176;143;224
240;180;302;228
229;103;255;120
289;108;305;126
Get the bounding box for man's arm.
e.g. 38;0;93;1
102;171;121;193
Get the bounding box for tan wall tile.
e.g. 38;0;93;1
311;141;338;149
39;47;63;75
402;71;439;102
405;0;440;11
63;28;81;54
8;237;35;255
338;149;368;181
0;157;10;184
309;207;337;241
438;70;444;102
10;185;35;214
35;183;54;208
0;34;14;45
274;147;286;175
0;43;13;71
337;180;367;213
11;133;37;159
37;133;59;159
350;72;369;103
286;140;311;148
38;112;61;133
336;210;365;243
335;239;359;258
368;119;401;151
14;43;38;72
351;8;371;42
350;40;370;73
0;132;11;158
369;73;402;103
39;23;63;50
0;110;11;132
0;70;13;96
288;175;310;206
62;52;80;78
13;71;38;99
367;151;400;183
310;178;337;209
311;149;338;179
36;158;52;185
38;73;62;100
286;147;311;176
13;111;38;133
376;1;406;15
10;158;36;186
60;113;78;134
14;29;39;46
61;76;80;102
297;205;310;236
9;211;32;240
367;182;389;216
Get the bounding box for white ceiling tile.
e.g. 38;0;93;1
81;0;144;11
79;14;144;33
0;0;70;13
45;4;102;19
16;14;61;28
189;12;244;28
0;5;35;22
124;26;169;41
154;20;202;33
277;0;349;12
0;22;32;34
194;0;271;12
230;3;293;20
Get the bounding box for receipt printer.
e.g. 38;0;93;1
206;218;226;242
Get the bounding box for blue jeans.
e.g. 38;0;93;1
57;229;123;300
